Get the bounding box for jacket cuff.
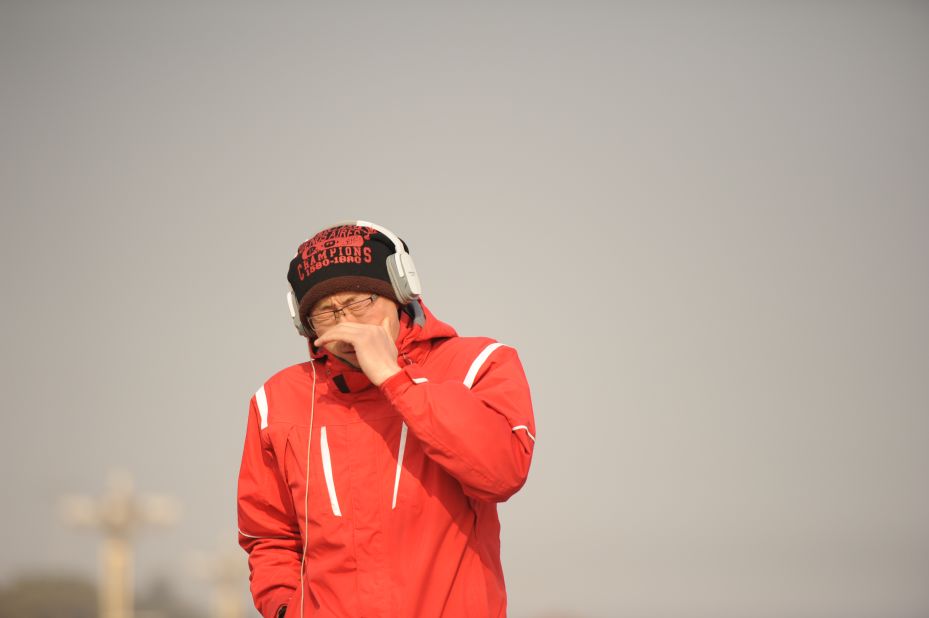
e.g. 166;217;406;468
264;592;292;618
379;365;428;402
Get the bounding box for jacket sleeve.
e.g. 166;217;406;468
236;392;301;618
379;342;536;502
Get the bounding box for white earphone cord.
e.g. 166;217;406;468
299;360;316;618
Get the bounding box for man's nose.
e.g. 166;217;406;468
333;308;359;324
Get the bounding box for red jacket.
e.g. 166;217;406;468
237;301;536;618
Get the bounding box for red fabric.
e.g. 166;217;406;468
237;301;535;618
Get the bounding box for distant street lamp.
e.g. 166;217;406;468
61;469;180;618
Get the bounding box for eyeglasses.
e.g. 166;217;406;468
308;294;379;330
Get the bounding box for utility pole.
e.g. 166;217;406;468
190;537;250;618
188;529;248;618
61;469;180;618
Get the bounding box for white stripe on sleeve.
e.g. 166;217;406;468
255;385;269;429
463;342;505;389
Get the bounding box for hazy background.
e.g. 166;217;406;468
2;1;928;617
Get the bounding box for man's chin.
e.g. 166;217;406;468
334;353;360;369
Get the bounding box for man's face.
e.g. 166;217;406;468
309;290;401;363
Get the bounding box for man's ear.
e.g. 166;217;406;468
306;324;320;352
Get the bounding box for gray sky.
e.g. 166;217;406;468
2;2;928;617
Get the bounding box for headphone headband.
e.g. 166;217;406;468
334;219;406;253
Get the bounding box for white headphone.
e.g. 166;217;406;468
286;220;422;337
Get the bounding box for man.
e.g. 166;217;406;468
237;221;536;618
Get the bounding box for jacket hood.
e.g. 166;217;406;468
307;298;457;393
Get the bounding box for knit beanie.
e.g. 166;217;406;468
287;223;409;331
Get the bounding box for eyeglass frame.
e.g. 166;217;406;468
307;293;380;331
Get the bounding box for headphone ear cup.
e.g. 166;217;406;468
386;253;422;305
287;290;308;337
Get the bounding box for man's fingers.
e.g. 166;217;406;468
314;322;380;347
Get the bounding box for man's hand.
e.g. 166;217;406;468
314;317;402;386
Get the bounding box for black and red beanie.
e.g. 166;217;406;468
287;224;410;328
